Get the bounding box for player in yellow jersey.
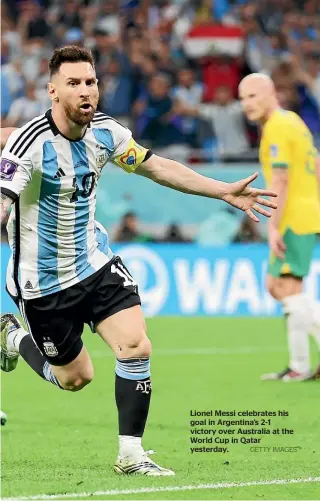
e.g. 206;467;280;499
239;73;320;381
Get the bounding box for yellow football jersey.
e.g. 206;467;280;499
259;108;320;234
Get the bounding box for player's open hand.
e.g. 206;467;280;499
222;172;277;222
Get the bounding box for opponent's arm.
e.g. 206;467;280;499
263;130;291;259
135;154;277;222
267;168;289;230
1;128;17;150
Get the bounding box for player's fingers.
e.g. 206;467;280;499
256;197;278;209
246;208;259;222
252;204;271;218
253;188;278;198
243;172;259;186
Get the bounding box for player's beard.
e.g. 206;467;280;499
64;101;96;126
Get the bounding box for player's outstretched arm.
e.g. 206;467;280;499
136;155;277;222
1;128;17;150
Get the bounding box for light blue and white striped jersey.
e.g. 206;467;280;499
0;110;149;299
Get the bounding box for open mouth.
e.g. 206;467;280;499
79;103;92;112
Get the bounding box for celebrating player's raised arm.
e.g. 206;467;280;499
135;154;277;222
107;118;275;222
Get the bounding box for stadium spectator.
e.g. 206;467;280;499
173;68;203;111
272;56;320;139
0;59;24;117
202;55;241;102
134;73;186;148
200;85;250;160
3;82;47;128
17;1;50;46
171;68;213;150
95;0;121;36
162;223;193;243
57;0;82;31
233;215;264;243
100;57;132;118
114;212;155;243
1;0;319;157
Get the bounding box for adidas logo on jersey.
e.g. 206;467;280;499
24;280;33;290
54;168;66;179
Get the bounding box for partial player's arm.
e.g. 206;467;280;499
264;132;291;258
0;193;14;224
1;128;17;150
268;167;289;229
0;128;18;222
0;128;33;223
136;155;277;221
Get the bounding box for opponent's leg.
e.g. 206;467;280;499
96;305;174;476
263;275;312;380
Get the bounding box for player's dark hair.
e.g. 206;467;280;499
49;46;95;77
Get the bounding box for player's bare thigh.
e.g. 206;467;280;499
51;346;94;392
266;274;303;301
95;305;151;359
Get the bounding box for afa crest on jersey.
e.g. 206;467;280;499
95;145;109;169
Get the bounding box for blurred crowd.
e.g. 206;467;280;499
112;211;266;244
2;0;320;161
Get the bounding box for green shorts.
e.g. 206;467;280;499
268;228;317;278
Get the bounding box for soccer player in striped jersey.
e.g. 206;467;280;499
0;46;277;475
239;73;320;382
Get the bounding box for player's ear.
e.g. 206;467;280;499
48;82;59;102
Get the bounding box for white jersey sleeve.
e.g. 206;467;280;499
92;114;149;173
0;128;33;201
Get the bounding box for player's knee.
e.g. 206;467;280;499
268;276;302;301
267;280;280;300
267;277;288;300
125;333;152;358
61;367;94;392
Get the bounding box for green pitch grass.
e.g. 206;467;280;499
2;318;319;500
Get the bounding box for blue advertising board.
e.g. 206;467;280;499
2;243;320;316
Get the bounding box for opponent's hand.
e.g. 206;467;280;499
268;226;286;259
222;172;277;222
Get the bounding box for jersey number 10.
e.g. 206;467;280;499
70;172;96;202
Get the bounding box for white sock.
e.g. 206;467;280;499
308;299;320;349
119;435;143;459
7;328;28;353
281;294;310;374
